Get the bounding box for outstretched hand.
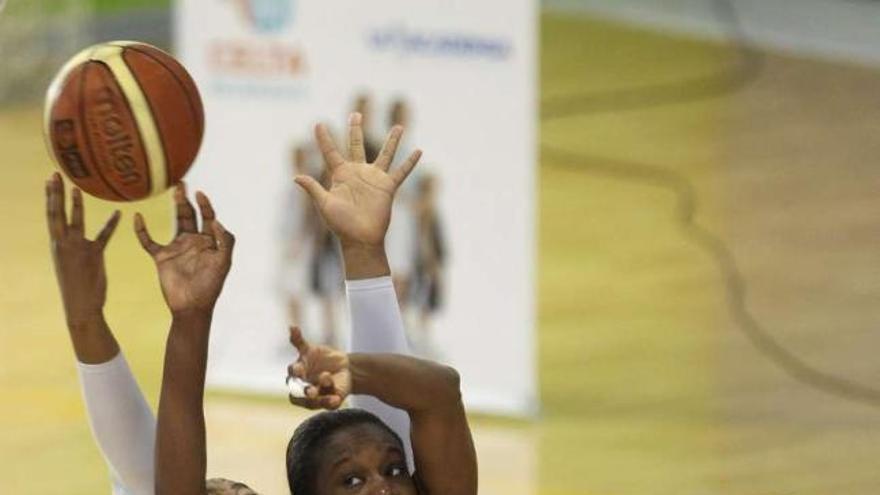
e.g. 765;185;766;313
286;326;352;410
46;173;121;327
294;113;422;249
134;184;235;315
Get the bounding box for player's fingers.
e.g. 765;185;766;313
292;363;308;382
289;326;310;355
95;210;122;249
48;173;68;238
319;371;333;385
44;180;54;236
374;125;403;172
287;363;304;380
174;183;198;235
319;395;343;410
391;149;423;188
318;371;334;394
305;385;319;400
315;123;345;171
294;175;329;208
133;213;162;256
54;173;69;227
45;178;65;240
348;112;366;163
294;362;306;376
195;191;216;234
70;188;85;234
209;219;235;254
289;395;321;410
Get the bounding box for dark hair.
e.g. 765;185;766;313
206;478;258;494
286;408;404;495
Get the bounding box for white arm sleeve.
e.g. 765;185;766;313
346;276;415;470
77;352;155;495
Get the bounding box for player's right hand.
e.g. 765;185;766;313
46;173;121;328
286;326;352;410
294;113;422;250
134;183;235;315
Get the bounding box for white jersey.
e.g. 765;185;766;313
77;276;416;493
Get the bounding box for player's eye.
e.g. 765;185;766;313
386;464;408;477
343;475;364;489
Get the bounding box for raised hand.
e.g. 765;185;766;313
287;326;351;410
46;173;121;328
294;113;422;249
134;184;235;315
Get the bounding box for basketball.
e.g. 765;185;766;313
43;41;204;201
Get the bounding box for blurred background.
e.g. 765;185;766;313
3;0;880;493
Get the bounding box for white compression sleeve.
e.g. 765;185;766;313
77;352;155;495
346;276;414;469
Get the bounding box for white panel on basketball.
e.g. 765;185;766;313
91;44;169;196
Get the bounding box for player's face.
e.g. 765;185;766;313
315;424;417;495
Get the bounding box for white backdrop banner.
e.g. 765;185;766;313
175;0;537;416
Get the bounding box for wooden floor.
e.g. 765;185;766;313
2;12;880;494
714;48;880;493
539;13;880;495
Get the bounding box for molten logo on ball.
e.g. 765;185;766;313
90;87;142;186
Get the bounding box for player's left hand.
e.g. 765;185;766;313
46;173;121;327
294;113;422;250
286;326;352;410
135;184;235;315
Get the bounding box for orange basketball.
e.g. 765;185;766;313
44;41;204;201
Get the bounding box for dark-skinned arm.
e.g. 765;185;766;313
348;353;477;495
289;344;477;495
290;114;474;493
289;332;477;495
155;310;213;495
136;185;235;495
46;173;161;495
45;172;122;363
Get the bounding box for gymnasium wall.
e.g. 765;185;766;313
544;0;880;66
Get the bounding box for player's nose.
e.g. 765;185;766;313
365;476;397;495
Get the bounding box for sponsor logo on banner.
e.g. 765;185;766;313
233;0;296;33
368;25;512;61
206;0;308;98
